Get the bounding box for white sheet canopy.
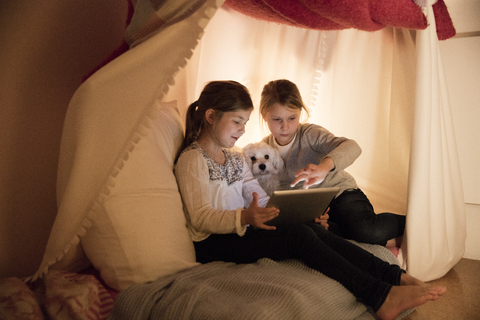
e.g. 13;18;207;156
34;0;465;282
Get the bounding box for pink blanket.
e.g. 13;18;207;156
225;0;455;40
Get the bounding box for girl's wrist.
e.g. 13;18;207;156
236;208;247;236
320;157;335;171
240;209;248;226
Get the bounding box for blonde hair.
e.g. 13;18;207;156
175;81;253;162
259;79;311;120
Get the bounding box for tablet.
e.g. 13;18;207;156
265;187;339;226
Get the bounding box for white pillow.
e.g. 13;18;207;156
81;100;198;291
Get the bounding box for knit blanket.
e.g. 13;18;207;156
109;242;413;320
224;0;456;40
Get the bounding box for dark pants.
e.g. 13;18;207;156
328;189;406;246
194;223;403;312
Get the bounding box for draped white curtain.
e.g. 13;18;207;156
32;0;225;280
164;5;327;143
165;4;466;281
400;3;466;281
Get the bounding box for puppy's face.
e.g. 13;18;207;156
243;142;283;176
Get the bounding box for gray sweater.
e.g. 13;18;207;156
262;123;361;197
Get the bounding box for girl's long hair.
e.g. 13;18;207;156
175;80;253;162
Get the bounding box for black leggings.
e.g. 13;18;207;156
328;189;406;245
194;223;403;312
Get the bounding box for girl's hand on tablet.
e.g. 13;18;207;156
291;158;334;189
242;192;279;230
314;207;330;230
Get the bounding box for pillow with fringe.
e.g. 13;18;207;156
81;100;198;291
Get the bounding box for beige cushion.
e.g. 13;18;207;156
81;100;197;291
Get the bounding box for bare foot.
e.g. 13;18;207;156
400;273;427;287
376;285;446;320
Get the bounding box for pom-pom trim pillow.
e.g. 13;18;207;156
81;100;198;290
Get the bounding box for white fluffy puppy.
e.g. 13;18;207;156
243;141;284;196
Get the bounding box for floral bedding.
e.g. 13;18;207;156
0;270;114;320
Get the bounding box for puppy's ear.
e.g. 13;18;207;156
271;147;284;169
242;143;253;153
242;143;253;166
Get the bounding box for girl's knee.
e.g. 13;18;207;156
282;223;313;233
347;227;389;245
279;224;317;243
